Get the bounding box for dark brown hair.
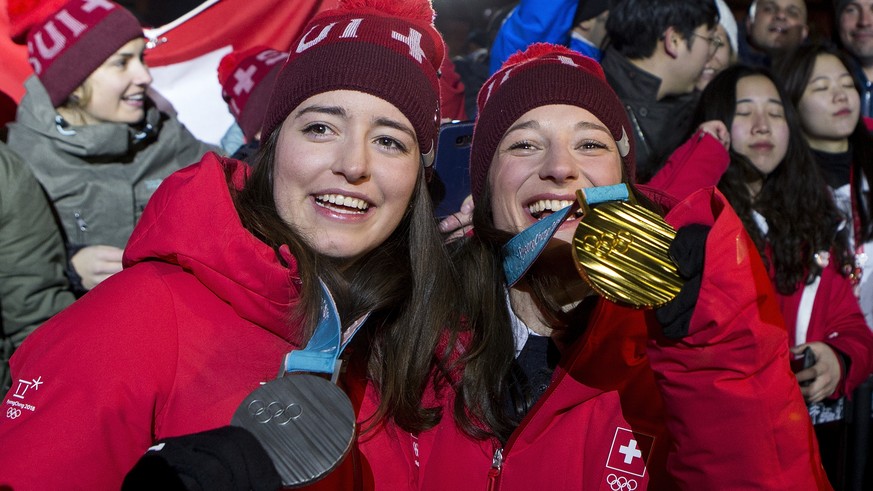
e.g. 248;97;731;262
775;42;873;244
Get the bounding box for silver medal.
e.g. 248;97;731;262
231;374;355;487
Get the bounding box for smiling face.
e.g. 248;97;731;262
747;0;808;52
273;90;419;262
62;38;152;125
488;104;623;244
696;24;733;91
840;0;873;64
730;74;790;179
671;24;718;96
796;53;860;152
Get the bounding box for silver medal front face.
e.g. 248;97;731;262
231;374;355;487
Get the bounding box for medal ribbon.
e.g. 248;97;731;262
281;279;370;377
501;184;629;286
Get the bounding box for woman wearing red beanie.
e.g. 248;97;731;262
6;0;216;295
0;0;458;489
408;43;832;490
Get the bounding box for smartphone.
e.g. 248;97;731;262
791;347;816;387
430;120;474;219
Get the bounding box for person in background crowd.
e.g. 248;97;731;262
451;3;516;119
489;0;609;72
0;0;459;488
835;0;873;117
5;0;217;295
412;43;831;490
692;62;873;489
0;142;75;392
696;0;739;91
217;46;288;162
696;64;873;402
601;0;719;181
775;43;873;330
738;0;809;67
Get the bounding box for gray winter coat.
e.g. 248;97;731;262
8;76;218;249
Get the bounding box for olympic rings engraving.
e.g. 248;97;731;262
6;407;21;419
579;231;633;258
247;399;303;425
606;474;638;491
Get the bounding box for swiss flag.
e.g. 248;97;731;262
1;0;337;142
143;0;338;144
605;427;655;478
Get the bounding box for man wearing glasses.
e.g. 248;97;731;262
600;0;721;181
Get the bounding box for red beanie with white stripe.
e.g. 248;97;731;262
260;0;445;165
16;0;143;107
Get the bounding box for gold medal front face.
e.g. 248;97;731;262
572;198;682;309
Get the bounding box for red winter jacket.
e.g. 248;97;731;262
0;154;409;490
778;261;873;398
404;186;831;490
652;132;873;398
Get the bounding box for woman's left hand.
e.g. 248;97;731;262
792;342;842;404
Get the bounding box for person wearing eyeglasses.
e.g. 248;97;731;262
600;0;721;182
696;0;740;91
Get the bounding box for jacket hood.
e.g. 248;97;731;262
13;76;163;160
123;153;304;345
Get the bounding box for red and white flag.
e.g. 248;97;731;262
143;0;337;144
2;0;337;142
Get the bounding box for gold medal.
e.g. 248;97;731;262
572;185;682;308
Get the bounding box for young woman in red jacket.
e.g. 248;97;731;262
0;0;459;489
410;43;831;490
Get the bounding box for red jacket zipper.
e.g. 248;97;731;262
486;447;503;491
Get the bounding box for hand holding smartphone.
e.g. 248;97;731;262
790;347;816;387
430;120;474;219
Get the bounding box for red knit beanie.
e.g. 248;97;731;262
470;43;635;204
15;0;143;107
218;46;288;143
260;0;445;165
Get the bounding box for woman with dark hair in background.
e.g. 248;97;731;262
693;64;873;406
775;43;873;331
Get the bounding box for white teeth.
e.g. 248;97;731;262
316;194;369;212
527;199;573;215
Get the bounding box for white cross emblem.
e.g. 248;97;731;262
392;28;425;63
233;65;257;95
619;439;642;464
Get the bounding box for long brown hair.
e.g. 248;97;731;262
229;127;458;432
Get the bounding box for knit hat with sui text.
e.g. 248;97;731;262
469;43;634;204
11;0;143;107
260;0;445;166
218;46;289;143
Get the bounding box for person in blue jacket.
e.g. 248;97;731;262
490;0;609;73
